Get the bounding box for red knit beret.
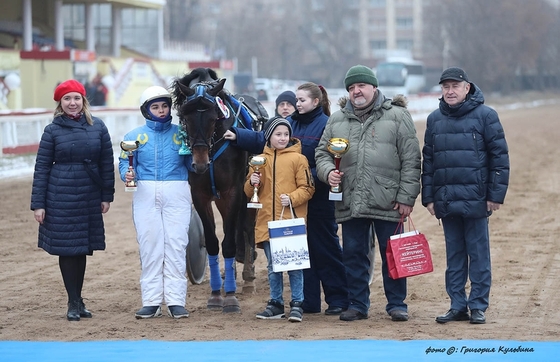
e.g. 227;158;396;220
53;79;86;102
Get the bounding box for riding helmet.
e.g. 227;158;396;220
140;86;172;120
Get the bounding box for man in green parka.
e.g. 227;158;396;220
315;65;421;322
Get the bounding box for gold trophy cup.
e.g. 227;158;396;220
247;156;267;209
327;138;349;201
120;140;139;192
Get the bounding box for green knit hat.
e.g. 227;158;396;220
344;65;378;90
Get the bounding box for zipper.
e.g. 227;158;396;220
472;131;479;158
272;150;277;220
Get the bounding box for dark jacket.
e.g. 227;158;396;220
31;114;115;256
421;83;510;219
232;106;335;217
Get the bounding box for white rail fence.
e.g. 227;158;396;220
0;108;142;156
0;94;440;157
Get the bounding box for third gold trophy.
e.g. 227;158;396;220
327;138;349;201
247;156;267;208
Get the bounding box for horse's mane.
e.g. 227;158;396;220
172;68;220;110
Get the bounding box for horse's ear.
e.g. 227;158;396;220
208;68;219;80
178;81;195;97
207;78;226;97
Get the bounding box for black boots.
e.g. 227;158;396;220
67;300;80;321
67;298;92;321
79;298;92;318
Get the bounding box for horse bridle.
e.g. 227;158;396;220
181;82;225;152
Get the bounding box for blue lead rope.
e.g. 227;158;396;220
208;106;240;198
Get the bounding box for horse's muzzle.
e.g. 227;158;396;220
191;160;209;174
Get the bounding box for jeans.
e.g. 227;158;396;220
262;241;304;304
441;216;491;311
341;218;407;315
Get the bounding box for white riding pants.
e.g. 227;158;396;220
133;180;191;306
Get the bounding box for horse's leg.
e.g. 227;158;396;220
215;195;241;313
233;196;257;293
192;192;223;310
241;206;256;294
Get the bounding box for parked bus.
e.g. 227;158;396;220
376;59;426;98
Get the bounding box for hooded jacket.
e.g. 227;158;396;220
231;106;334;217
315;91;421;223
421;83;509;219
244;138;315;244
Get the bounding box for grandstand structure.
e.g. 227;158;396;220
0;0;231;110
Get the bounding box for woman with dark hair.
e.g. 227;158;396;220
225;82;349;316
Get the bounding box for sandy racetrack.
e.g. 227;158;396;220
1;97;559;342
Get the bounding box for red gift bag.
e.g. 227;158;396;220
386;215;433;279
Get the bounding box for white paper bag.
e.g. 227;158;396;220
267;205;310;272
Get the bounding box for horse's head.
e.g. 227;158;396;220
173;69;229;174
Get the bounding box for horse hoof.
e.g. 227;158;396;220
222;295;241;313
242;285;255;294
242;282;255;294
207;293;224;310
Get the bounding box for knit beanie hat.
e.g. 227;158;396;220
54;79;86;102
275;90;297;109
263;116;292;141
344;65;378;90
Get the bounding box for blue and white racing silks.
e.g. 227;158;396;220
119;118;192;307
118;119;190;182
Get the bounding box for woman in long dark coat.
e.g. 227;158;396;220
31;79;115;321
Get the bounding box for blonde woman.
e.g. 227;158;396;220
31;79;115;321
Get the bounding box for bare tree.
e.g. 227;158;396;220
534;5;560;90
424;0;556;93
163;2;367;87
167;1;559;92
295;1;362;87
164;0;201;42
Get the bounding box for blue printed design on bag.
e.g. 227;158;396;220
268;225;306;239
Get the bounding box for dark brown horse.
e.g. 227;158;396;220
172;68;256;313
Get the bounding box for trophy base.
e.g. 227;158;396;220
329;191;342;201
247;202;263;209
125;186;137;192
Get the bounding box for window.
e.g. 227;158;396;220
396;18;413;29
395;0;413;7
369;19;387;31
396;39;414;50
63;4;85;41
62;3;159;57
122;8;159;56
369;0;386;7
370;40;387;49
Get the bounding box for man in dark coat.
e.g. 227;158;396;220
421;67;510;325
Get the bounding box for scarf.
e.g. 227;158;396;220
353;93;377;123
65;112;83;120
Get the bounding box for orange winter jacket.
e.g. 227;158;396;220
244;138;315;245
